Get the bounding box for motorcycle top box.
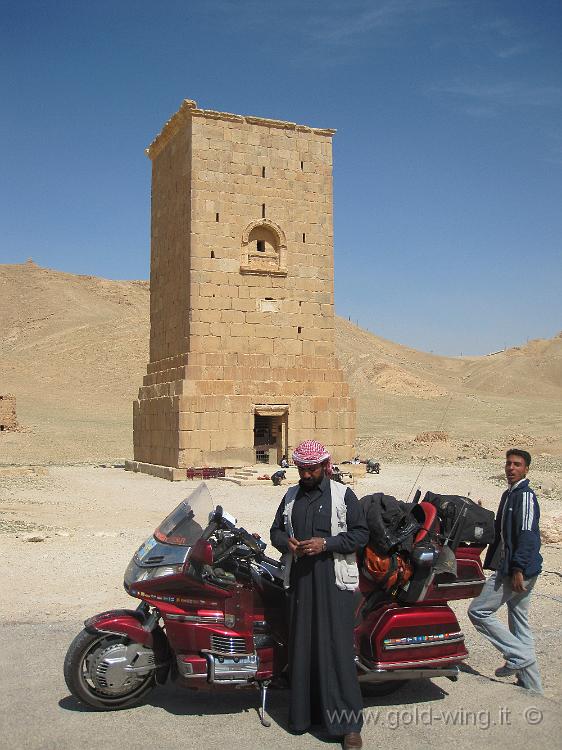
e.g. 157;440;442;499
64;483;485;723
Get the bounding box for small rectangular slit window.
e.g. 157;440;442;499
298;327;302;334
262;167;266;178
261;203;266;218
257;240;265;252
211;251;215;258
215;213;219;222
302;233;306;243
300;161;304;170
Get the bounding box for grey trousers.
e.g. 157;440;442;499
468;571;543;693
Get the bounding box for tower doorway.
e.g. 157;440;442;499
253;406;288;464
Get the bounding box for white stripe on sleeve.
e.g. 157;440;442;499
526;493;534;530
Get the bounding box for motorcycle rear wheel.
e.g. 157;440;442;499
64;629;156;710
360;679;407;697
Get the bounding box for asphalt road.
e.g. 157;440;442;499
1;620;559;750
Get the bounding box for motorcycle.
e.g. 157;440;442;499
64;483;486;724
331;465;353;484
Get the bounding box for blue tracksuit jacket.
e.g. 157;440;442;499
483;478;542;578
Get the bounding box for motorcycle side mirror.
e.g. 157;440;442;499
209;505;238;526
188;538;214;566
211;505;224;521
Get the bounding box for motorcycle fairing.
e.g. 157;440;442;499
161;584;254;654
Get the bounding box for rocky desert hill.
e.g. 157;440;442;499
1;261;561;465
337;318;562;462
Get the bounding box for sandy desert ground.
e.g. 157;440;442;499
1;262;561;749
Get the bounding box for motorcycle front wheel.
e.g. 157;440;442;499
64;629;156;710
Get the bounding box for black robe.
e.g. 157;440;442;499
270;475;369;735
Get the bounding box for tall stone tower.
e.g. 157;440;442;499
130;99;355;478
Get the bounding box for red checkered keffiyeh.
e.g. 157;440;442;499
292;440;332;475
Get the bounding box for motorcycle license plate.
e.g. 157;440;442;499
214;654;257;676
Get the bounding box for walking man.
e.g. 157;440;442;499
468;449;543;693
270;440;368;748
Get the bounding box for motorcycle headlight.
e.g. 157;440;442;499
124;560;184;586
144;564;184;580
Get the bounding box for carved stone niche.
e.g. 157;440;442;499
240;219;287;276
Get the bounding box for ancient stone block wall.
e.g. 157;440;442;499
0;395;17;431
149;119;192;363
132;100;356;471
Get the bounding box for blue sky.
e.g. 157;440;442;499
1;0;561;355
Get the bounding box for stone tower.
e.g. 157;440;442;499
130;99;355;478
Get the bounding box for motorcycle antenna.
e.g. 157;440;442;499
406;393;454;501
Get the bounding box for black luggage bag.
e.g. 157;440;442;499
423;491;495;547
361;493;419;554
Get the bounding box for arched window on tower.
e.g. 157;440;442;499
240;220;287;277
249;226;276;259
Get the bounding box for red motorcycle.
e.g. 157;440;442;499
64;484;486;724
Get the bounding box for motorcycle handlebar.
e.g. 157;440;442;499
237;527;266;555
204;509;266;559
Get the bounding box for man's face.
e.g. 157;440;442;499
298;462;326;490
505;454;528;486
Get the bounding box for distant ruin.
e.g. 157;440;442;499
0;395;17;432
127;100;355;479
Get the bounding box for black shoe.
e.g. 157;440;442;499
495;663;519;678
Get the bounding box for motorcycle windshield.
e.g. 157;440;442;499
154;482;215;546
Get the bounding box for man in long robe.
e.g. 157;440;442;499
270;440;368;749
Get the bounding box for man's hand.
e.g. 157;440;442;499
512;570;525;593
287;537;301;555
298;537;326;556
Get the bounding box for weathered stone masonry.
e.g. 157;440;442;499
0;395;17;431
130;99;356;475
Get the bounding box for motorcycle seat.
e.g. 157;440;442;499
395;504;440;603
412;502;438;545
